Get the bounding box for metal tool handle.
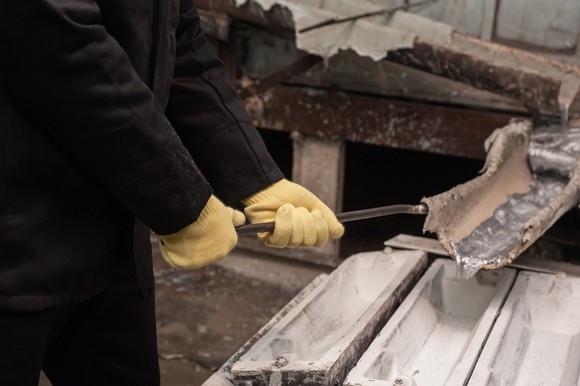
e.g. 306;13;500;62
236;203;428;236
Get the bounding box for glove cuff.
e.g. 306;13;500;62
198;195;222;224
158;194;238;269
241;179;294;207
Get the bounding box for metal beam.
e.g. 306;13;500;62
386;37;573;116
247;85;521;160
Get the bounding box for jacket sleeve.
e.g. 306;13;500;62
0;0;212;235
165;0;284;208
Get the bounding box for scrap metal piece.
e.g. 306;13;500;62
422;119;580;279
249;85;515;160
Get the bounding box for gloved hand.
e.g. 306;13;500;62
241;179;344;248
158;195;246;269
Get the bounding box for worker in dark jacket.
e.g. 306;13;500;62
0;0;344;385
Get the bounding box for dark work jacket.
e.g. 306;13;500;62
0;0;283;311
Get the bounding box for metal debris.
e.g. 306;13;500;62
423;119;580;278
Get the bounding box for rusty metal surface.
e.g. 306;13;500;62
248;85;517;159
197;1;580;118
229;250;428;386
386;38;564;116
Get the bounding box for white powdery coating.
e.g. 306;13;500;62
470;272;580;386
241;250;423;362
344;260;515;386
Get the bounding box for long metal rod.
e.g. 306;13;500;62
236;203;428;236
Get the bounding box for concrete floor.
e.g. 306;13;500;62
39;239;328;386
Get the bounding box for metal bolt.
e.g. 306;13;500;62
273;356;288;368
394;378;404;386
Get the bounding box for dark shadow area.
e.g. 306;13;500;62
340;142;485;257
257;129;293;178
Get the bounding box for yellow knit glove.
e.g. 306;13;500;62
241;179;344;248
158;195;246;269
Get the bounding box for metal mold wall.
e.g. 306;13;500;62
202;274;329;386
469;271;580;386
229;250;428;385
206;250;580;385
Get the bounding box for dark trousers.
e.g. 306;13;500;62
0;252;160;386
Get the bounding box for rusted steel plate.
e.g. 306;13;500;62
248;85;519;159
386;38;564;116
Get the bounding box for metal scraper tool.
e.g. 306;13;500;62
236;203;428;236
